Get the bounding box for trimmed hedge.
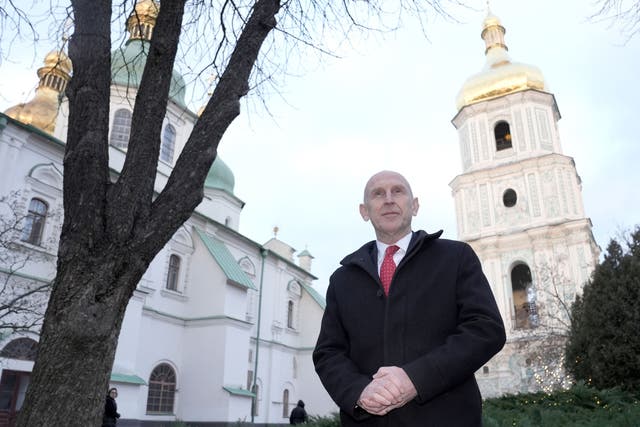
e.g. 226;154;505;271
306;385;640;427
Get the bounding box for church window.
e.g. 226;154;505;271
511;263;538;329
110;109;132;149
482;366;490;374
503;189;517;207
494;121;512;151
160;124;176;164
282;389;289;418
21;198;48;245
287;300;295;329
146;363;176;414
165;254;181;291
293;356;298;379
0;337;38;361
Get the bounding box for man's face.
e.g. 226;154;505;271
359;171;419;244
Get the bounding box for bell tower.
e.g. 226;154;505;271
450;11;600;396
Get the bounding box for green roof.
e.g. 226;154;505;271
196;228;256;290
301;282;326;309
204;156;235;195
111;39;187;108
110;372;146;385
223;386;255;398
298;249;314;258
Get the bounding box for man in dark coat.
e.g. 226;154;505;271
313;170;506;427
289;399;308;424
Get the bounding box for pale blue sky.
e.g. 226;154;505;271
1;0;639;295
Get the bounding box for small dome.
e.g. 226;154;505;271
4;48;72;134
42;50;72;75
455;13;547;110
134;0;159;18
205;157;235;194
111;40;187;107
482;13;502;30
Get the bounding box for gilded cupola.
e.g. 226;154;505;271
455;12;547;110
126;0;160;41
3;48;72;134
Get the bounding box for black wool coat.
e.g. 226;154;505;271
313;230;506;427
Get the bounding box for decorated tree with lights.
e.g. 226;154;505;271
565;226;640;391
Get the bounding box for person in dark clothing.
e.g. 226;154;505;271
313;170;506;427
102;387;121;427
289;400;308;424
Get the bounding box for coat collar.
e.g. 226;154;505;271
340;230;443;276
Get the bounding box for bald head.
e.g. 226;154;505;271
363;170;414;203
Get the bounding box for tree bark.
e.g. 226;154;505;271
16;0;281;425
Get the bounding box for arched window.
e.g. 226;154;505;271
21;198;48;245
282;389;289;418
511;264;538;329
146;363;176;414
287;300;295;329
110;109;132;149
0;337;38;361
160;124;176;164
166;254;181;291
494;121;512;151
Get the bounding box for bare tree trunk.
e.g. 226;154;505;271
16;0;281;425
16;260;137;426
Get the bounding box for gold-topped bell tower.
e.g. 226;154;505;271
449;10;600;397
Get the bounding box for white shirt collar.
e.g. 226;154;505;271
376;231;412;264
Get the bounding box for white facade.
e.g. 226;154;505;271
451;14;600;397
0;19;336;424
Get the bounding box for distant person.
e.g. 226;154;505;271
289;399;308;425
313;170;506;426
102;387;121;427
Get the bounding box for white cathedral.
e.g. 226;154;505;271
0;1;335;425
0;2;601;426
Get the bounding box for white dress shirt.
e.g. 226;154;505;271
376;231;413;276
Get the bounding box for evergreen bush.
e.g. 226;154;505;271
565;227;640;392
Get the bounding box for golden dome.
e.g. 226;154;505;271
42;50;73;75
455;13;547;110
4;48;72;135
127;0;160;41
4;88;60;134
134;0;159;18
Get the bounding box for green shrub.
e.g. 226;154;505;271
482;384;640;426
307;412;340;427
305;386;640;426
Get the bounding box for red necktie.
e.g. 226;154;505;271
380;245;400;296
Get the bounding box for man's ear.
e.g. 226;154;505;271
359;203;370;221
412;197;419;216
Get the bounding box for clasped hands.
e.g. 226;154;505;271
357;366;417;416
